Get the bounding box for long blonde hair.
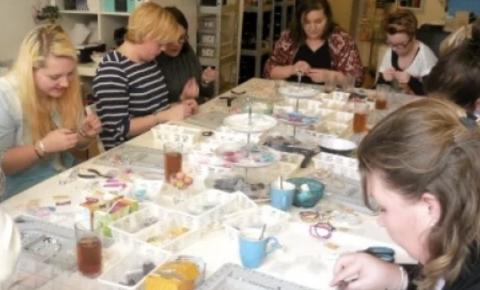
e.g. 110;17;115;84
125;2;181;45
358;98;480;290
7;24;82;143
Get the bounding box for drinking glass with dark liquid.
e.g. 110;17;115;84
375;85;390;110
353;101;369;133
75;221;102;278
164;142;183;183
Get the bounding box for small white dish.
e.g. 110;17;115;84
223;113;277;133
278;85;318;99
318;136;357;155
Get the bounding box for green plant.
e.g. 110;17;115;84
36;5;60;23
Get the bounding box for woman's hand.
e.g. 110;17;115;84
201;66;217;84
382;68;396;82
164;99;198;121
41;129;79;153
180;78;200;100
182;99;199;116
79;114;102;138
393;70;411;85
306;68;331;83
291;61;311;76
330;252;402;290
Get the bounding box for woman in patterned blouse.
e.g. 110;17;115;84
264;0;364;86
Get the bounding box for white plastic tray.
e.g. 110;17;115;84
198;263;316;290
223;205;291;242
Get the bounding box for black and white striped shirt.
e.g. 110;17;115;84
93;51;169;150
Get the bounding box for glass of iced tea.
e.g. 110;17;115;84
375;84;390;110
164;142;183;183
75;221;102;278
353;101;369;133
324;73;337;93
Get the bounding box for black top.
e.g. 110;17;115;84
377;48;425;95
288;41;331;84
156;42;214;104
404;245;480;290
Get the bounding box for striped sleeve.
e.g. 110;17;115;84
93;53;130;150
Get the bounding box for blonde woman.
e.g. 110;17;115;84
0;24;101;199
331;98;480;290
93;2;197;150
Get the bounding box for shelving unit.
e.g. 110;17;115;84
239;1;274;83
239;0;294;83
197;0;242;94
273;0;295;41
52;0;198;77
397;0;423;10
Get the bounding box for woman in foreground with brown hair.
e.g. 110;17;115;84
331;98;480;290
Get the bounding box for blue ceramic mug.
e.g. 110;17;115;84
270;180;295;211
239;229;281;269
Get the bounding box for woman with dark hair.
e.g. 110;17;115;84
156;6;217;104
331;98;480;290
264;0;363;86
377;10;437;95
425;19;480;119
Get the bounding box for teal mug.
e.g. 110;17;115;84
239;229;281;269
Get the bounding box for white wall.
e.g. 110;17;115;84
0;0;197;63
0;0;37;63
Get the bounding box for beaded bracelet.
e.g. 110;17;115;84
309;222;335;239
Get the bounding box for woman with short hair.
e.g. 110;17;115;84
93;2;197;150
377;10;437;95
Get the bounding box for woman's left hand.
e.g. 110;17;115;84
202;66;217;84
80;114;101;138
306;68;328;83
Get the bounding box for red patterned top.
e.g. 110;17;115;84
264;27;364;86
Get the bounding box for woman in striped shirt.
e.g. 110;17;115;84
93;2;197;150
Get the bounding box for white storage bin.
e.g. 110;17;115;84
175;189;238;229
151;122;201;150
98;246;169;290
313;152;360;181
109;204;188;246
136;215;200;253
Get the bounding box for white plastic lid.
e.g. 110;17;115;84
300;184;310;192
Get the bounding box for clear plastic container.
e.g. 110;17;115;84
135;211;199;253
175;189;239;230
109;204;177;246
223;205;291;242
